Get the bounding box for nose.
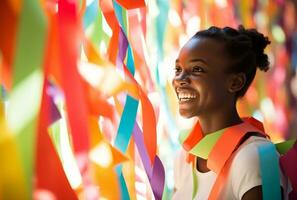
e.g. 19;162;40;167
173;71;190;86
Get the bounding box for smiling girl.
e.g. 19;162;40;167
172;26;290;200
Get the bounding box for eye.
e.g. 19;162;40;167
175;66;182;75
192;66;205;73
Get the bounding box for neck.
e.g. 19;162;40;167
198;106;242;135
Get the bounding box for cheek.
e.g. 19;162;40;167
209;83;230;102
172;78;175;87
197;82;224;102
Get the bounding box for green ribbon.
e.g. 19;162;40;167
7;0;47;197
189;129;225;159
192;162;198;200
179;128;224;199
275;139;296;155
178;129;191;144
179;128;225;159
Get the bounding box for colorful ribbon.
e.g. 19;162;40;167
103;2;163;198
116;0;146;10
181;118;269;199
133;123;165;200
3;0;48;198
35;79;78;200
258;143;281;200
113;26;138;200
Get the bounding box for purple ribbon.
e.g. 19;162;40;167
46;80;62;124
133;123;165;200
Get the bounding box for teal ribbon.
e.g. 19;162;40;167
258;143;281;200
112;2;137;199
83;0;98;29
114;61;138;200
113;0;128;34
114;95;138;152
156;0;169;60
127;45;135;75
115;166;130;200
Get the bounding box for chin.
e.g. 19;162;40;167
179;109;196;118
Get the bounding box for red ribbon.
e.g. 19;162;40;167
35;79;78;200
35;11;77;197
115;0;146;9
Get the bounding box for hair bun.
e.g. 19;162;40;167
238;25;271;71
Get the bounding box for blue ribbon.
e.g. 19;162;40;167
116;165;130;200
113;0;127;34
258;143;281;200
112;4;138;198
83;0;98;29
114;95;139;152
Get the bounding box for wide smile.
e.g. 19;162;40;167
176;89;198;103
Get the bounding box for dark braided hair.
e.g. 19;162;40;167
192;25;271;98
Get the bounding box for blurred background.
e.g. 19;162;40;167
0;0;297;199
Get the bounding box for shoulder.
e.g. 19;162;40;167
232;136;271;166
230;136;291;199
226;136;273;199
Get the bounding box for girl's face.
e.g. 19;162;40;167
172;37;235;118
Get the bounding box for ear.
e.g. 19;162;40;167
228;73;246;93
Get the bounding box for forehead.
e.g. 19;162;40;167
177;37;229;67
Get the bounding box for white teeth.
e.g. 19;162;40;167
180;98;190;102
178;92;197;100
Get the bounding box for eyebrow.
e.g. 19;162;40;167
176;58;208;65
